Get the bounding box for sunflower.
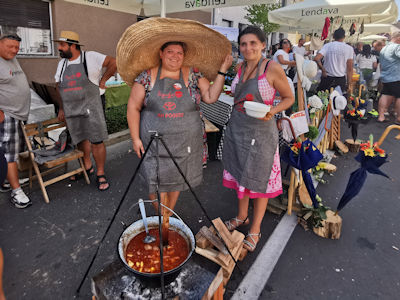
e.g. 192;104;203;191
364;148;375;157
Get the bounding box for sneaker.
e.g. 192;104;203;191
10;188;32;209
0;184;11;193
1;178;29;192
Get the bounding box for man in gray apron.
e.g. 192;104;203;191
54;31;116;191
140;66;203;196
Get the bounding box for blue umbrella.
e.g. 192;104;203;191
336;151;389;211
282;139;323;208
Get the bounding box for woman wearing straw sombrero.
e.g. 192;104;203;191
118;18;232;215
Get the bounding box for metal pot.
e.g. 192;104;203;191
118;216;195;286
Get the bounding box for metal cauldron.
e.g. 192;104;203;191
118;216;195;286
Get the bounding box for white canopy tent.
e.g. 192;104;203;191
279;23;398;36
64;0;277;17
362;23;399;35
359;34;388;41
269;0;398;30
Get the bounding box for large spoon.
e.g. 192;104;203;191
138;199;156;244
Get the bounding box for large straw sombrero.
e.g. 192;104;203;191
117;17;231;85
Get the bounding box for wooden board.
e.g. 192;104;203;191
202;269;224;300
211;218;235;250
43;149;84;168
204;118;219;133
298;183;313;206
335;140;349;154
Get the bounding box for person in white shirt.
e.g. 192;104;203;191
314;28;354;93
292;38;310;57
54;31;116;191
273;39;296;71
356;44;377;86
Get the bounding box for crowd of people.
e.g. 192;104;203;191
264;29;400;125
1;19;399;253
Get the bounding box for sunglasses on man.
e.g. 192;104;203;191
0;34;22;42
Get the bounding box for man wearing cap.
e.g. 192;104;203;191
54;31;116;191
0;33;32;208
314;28;354;94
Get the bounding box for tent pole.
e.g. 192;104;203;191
160;0;166;17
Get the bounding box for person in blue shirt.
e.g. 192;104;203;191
377;31;400;124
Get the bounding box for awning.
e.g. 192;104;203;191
64;0;276;17
269;0;398;29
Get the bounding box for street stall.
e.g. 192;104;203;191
269;0;398;30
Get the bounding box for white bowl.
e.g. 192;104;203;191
243;101;270;118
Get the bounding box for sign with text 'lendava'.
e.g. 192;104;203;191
65;0;277;16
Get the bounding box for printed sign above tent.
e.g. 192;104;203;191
64;0;276;17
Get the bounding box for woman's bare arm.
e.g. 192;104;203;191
127;82;146;158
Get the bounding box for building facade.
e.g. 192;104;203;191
0;0;211;84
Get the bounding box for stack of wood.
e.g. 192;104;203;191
195;218;245;299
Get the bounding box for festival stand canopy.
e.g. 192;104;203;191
359;34;389;41
279;23;398;35
64;0;277;17
362;24;399;35
269;0;398;30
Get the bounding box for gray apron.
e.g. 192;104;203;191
140;67;203;193
222;59;278;193
59;53;108;145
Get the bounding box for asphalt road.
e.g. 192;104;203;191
1;117;399;299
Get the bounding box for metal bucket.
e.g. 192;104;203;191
118;216;195;286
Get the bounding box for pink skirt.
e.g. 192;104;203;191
223;146;282;199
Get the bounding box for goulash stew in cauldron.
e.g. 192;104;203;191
125;228;189;273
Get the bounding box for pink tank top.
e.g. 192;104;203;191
231;63;276;105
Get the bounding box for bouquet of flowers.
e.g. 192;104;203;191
307;95;324;122
316;90;330;110
344;95;369;141
282;138;323;208
359;136;386;158
345;96;367;120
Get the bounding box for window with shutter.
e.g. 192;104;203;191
0;0;53;56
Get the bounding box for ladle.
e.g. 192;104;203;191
138;199;156;244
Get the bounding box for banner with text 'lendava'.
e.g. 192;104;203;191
64;0;277;16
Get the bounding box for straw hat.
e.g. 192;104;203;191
117;17;231;85
53;31;84;46
330;90;347;116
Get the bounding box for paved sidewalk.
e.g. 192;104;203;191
0;139;280;299
1;118;399;299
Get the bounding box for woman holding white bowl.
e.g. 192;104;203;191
222;26;294;252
